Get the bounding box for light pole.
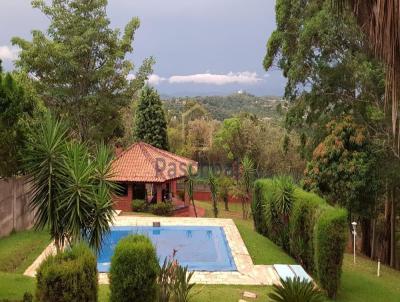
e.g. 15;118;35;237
352;221;357;264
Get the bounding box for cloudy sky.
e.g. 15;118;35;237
0;0;285;96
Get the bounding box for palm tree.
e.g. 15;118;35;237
208;169;218;218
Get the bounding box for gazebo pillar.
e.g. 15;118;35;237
128;183;133;201
156;183;162;202
171;180;177;197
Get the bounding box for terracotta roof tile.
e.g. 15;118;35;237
110;142;198;183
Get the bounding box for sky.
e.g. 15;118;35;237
0;0;286;97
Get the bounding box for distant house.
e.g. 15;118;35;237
110;142;198;211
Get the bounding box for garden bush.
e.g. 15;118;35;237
109;235;159;302
289;190;324;272
151;202;174;216
314;208;347;299
251;177;347;298
252;179;273;235
35;243;97;302
132;199;147;212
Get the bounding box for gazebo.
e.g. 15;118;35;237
110;142;198;211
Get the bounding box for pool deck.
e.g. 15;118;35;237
25;215;280;285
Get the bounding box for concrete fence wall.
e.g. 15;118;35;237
0;176;35;238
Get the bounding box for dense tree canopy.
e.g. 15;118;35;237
12;0;153;143
0;61;41;177
334;0;400;155
304;117;380;218
134;86;169;150
264;0;386;156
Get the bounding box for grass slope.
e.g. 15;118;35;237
1;202;400;302
0;229;50;273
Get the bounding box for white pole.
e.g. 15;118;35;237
353;230;356;264
352;221;357;264
377;259;381;277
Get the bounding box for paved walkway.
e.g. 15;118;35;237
25;215;280;285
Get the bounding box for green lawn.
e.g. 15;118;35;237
0;229;50;301
1;202;400;302
0;229;50;274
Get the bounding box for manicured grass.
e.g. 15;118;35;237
0;272;35;299
195;200;400;302
99;284;271;302
0;229;50;273
234;219;295;265
195;200;296;265
2;203;400;302
336;254;400;302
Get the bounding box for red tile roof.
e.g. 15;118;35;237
110;142;198;183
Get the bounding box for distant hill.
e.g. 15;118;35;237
162;92;283;121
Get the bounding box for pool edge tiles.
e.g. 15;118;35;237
97;225;237;272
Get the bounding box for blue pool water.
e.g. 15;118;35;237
97;226;237;272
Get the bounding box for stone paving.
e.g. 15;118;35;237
25;215;280;285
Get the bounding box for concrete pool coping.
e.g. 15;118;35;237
24;215;280;285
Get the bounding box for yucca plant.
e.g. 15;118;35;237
238;155;255;219
89;143;116;251
186;165;198;217
208;169;218;218
25;115;116;253
268;277;325;302
273;176;295;221
60;142;97;245
24;114;68;251
172;265;195;302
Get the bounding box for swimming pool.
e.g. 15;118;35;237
97;226;237;272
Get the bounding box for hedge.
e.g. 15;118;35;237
35;243;97;302
314;208;348;299
251;178;347;298
109;235;159;302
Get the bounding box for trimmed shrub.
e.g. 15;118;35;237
289;189;324;272
151;202;174;216
314;208;347;299
252;177;347;298
132;199;147;212
110;235;159;302
36;244;97;302
252;179;273;235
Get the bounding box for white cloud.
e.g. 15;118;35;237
168;72;262;85
0;46;19;61
147;74;166;86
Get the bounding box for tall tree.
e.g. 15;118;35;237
264;0;398;264
134;86;169;150
303;117;380;256
12;0;154;143
334;0;400;156
0;61;40;177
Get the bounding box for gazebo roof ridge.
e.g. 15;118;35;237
110;141;198;183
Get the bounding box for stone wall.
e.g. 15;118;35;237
0;177;35;238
